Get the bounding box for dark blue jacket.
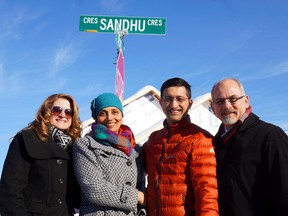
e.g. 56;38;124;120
0;129;80;216
214;112;288;216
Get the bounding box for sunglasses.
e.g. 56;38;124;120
51;106;73;119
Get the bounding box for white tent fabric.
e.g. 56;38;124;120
81;85;221;144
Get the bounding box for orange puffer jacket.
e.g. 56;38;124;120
143;115;218;216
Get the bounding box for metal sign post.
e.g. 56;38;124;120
115;28;126;101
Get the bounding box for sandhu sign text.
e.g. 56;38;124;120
79;15;166;35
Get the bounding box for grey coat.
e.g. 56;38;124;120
73;132;145;216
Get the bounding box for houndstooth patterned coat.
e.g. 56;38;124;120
73;132;146;216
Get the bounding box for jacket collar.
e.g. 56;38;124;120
22;129;71;159
215;112;260;143
238;112;259;132
163;114;191;134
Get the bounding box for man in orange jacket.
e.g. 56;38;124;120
142;77;219;216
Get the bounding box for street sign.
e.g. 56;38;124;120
79;15;166;35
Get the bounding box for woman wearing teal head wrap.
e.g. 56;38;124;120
90;93;123;120
73;93;147;216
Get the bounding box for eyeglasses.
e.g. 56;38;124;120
163;96;189;104
51;106;73;119
213;95;245;105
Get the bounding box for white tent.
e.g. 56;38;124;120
81;85;221;144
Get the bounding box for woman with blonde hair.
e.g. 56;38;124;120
0;93;82;216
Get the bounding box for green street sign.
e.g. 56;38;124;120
79;15;166;35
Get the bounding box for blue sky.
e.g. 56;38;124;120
1;0;288;174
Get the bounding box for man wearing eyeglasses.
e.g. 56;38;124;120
142;77;219;216
211;78;288;216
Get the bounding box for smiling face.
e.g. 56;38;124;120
160;86;193;125
96;106;123;133
211;79;249;130
49;98;72;131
